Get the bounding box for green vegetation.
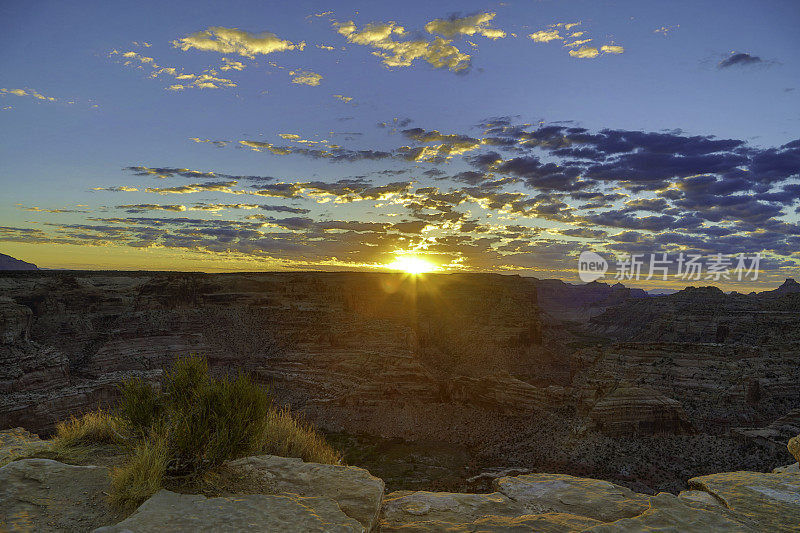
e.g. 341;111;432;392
52;355;341;511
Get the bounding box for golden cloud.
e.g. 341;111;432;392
424;12;506;40
334;20;470;72
172;27;305;58
290;70;323;86
529;29;562;42
568;46;600;59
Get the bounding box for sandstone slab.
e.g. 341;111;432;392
93;489;363;532
225;454;384;531
0;427;52;467
0;458;114;532
492;472;651;522
380;490;526;531
584;492;755;532
689;471;800;532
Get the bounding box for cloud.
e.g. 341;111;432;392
290;70;323;86
653;25;679;36
91;186;139;192
334;20;471;72
717;52;766;69
145;181;239;195
172;27;305;58
1;87;58;102
569;46;599;59
424;12;506;40
529;29;562;43
219;57;247;71
117;204;187;213
333;94;353;103
109;50;237;90
528;22;623;59
600;44;624;54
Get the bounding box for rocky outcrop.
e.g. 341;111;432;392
443;374;566;413
93;489;363;532
0;458;114;532
531;278;647;322
224;455;384;531
586;386;693;436
570;342;800;430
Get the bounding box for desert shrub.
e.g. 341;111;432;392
167;371;270;472
54;408;126;448
118;379;162;435
260;407;341;465
109;432;169;511
163;354;209;411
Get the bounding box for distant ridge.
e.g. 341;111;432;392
0;253;38;270
758;278;800;297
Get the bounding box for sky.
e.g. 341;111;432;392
0;0;799;289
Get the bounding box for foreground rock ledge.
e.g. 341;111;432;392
0;458;115;532
2;435;800;531
93;489;363;533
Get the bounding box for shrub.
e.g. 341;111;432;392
118;379;162;435
167;371;270;472
54;408;126;448
109;432;169;511
163;354;209;411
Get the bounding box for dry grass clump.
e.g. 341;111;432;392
53;408;126;448
260;407;342;465
109;432;170;511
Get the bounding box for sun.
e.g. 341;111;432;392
386;255;439;275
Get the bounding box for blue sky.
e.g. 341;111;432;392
0;0;798;288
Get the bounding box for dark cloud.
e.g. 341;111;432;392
717;52;766;69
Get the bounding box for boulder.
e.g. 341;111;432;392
689;471;800;532
492;472;651;522
772;463;799;474
584;492;755;532
0;458;114;532
224;455;384;531
0;427;52;466
93;489;363;532
788;434;800;462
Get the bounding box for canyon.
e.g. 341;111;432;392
1;271;799;495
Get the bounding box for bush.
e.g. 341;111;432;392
167;371;270;472
109;433;169;511
54;409;126;448
118;379;162;435
163;354;209;411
